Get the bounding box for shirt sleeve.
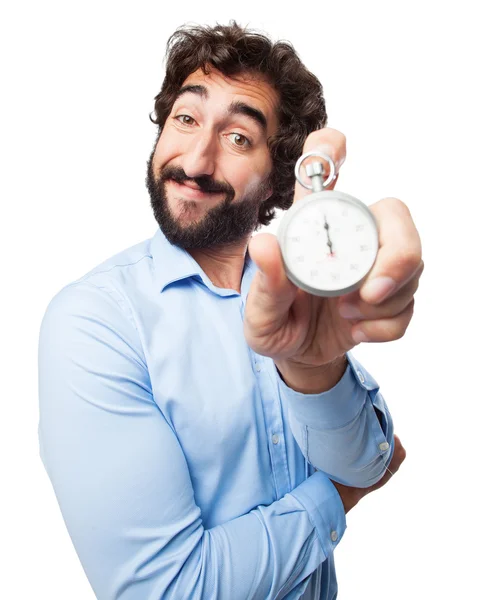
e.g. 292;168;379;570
38;281;346;600
277;353;394;488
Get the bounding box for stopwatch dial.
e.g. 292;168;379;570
282;195;378;293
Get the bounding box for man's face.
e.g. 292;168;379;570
147;68;279;249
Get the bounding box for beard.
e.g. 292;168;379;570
146;148;271;250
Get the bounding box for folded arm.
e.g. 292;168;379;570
38;281;346;600
276;354;394;488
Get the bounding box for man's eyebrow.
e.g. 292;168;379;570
176;85;209;100
175;86;269;134
228;101;267;134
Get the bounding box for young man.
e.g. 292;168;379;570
38;22;421;599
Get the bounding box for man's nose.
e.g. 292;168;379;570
182;131;217;179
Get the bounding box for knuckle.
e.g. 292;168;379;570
400;297;415;316
304;128;347;160
410;277;420;296
391;320;408;341
304;130;323;147
419;258;425;273
395;303;414;340
325;128;347;149
396;249;422;272
385;317;408;341
404;299;415;324
385;197;410;215
412;273;422;293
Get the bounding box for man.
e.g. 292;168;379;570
38;21;421;599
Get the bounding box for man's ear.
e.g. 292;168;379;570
262;183;274;203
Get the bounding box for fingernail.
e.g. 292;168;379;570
352;330;369;344
338;303;363;319
362;277;396;303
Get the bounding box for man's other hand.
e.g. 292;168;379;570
332;434;406;513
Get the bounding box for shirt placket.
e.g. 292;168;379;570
239;295;291;500
253;353;291;499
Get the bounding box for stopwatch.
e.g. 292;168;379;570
277;150;379;297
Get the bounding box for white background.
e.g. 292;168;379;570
1;1;477;598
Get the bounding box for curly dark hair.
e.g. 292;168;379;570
150;21;328;227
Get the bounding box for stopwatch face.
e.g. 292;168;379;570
277;190;379;297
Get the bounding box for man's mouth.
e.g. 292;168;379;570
180;181;202;191
169;180;223;199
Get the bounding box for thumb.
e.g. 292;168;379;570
247;232;298;327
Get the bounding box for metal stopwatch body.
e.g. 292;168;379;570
277;151;379;297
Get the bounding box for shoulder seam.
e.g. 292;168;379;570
67;278;141;337
78;253;152;281
68;279;149;372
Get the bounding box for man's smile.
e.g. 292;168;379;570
168;179;224;200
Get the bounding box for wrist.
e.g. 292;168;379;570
275;355;348;394
331;480;363;514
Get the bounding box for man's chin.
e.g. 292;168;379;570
148;173;263;248
168;199;220;234
154;202;215;248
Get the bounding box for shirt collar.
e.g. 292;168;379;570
150;227;257;298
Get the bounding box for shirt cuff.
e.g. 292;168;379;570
290;470;346;557
277;352;379;430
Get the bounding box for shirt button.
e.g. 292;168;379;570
255;363;261;372
272;434;279;445
379;441;390;451
357;370;365;384
331;530;338;542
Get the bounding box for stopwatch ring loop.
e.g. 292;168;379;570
294;151;337;190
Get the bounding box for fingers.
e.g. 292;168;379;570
358;198;423;305
335;198;423;344
350;298;415;344
294;128;347;203
338;260;424;321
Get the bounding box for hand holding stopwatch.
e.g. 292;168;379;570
277;151;379;297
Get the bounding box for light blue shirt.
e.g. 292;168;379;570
38;227;394;600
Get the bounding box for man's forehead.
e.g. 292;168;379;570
179;68;279;133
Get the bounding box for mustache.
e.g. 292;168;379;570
160;165;233;196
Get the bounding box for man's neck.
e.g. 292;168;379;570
187;238;251;293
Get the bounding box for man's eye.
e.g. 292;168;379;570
176;115;196;126
228;133;251;148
